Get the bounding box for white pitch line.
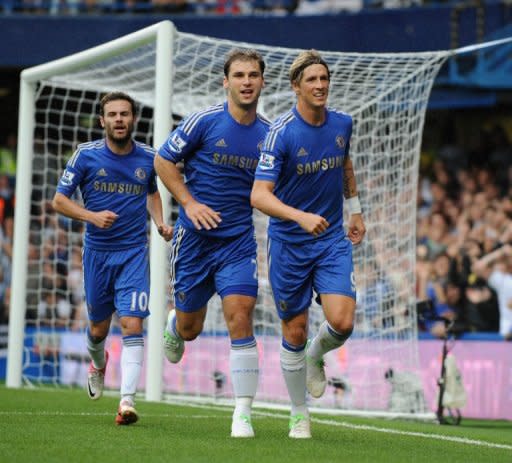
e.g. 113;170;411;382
311;417;512;451
0;410;221;419
2;406;511;452
166;401;512;452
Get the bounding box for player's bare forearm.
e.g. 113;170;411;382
154;153;220;230
251;180;329;236
52;192;118;229
147;191;173;241
146;190;164;225
343;156;358;199
154;153;193;207
251;180;301;222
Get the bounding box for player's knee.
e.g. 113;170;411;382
179;329;200;341
285;326;308;346
88;333;107;344
119;316;144;336
225;311;252;333
332;320;354;338
178;321;202;341
88;323;109;342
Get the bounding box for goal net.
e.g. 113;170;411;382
9;20;452;416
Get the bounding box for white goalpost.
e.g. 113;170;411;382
11;19;502;416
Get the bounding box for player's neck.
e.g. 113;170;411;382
296;102;325;126
227;100;257;125
106;138;133;155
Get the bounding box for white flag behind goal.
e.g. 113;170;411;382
9;20;454;416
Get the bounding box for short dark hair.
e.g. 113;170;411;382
99;91;137;116
224;48;265;77
289;49;330;84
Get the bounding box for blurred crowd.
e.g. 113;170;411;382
0;120;510;342
416;123;512;340
1;0;413;15
0;132;89;336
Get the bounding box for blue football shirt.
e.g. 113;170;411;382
56;139;158;250
158;102;270;238
255;106;353;243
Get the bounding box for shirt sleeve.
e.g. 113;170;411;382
157;115;202;164
254;130;285;183
56;149;85;197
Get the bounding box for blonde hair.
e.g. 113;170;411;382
289;49;330;84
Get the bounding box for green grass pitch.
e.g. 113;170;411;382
0;386;510;462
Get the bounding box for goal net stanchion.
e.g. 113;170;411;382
12;20;506;416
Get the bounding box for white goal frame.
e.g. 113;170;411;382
7;19;511;416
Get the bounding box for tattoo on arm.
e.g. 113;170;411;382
343;156;358;198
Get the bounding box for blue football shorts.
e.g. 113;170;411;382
170;222;258;312
82;244;150;322
268;235;355;320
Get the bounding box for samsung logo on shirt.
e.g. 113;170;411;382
213;153;259;170
296;156;343;175
93;181;145;195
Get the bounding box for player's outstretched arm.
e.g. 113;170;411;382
154;153;221;231
52;192;118;229
251;180;329;237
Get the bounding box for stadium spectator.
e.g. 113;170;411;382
1;216;14;266
37;289;72;328
52;91;173;425
464;274;499;333
0;267;9;325
295;0;361;14
151;0;190;13
0;133;17;180
488;124;512;180
155;48;268;439
67;248;85;307
25;243;42;323
472;244;512;340
0;174;15;225
419;212;451;259
251;49;365;438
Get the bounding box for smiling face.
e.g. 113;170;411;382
293;63;330;111
100;98;135;150
223;58;264;111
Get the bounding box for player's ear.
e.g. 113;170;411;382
223;76;229;90
99;116;105;128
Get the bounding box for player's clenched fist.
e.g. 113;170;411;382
92;210;119;229
347;214;366;245
298;212;330;237
158;224;174;241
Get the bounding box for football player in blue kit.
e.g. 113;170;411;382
155;49;270;438
251;50;366;438
53;91;173;425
